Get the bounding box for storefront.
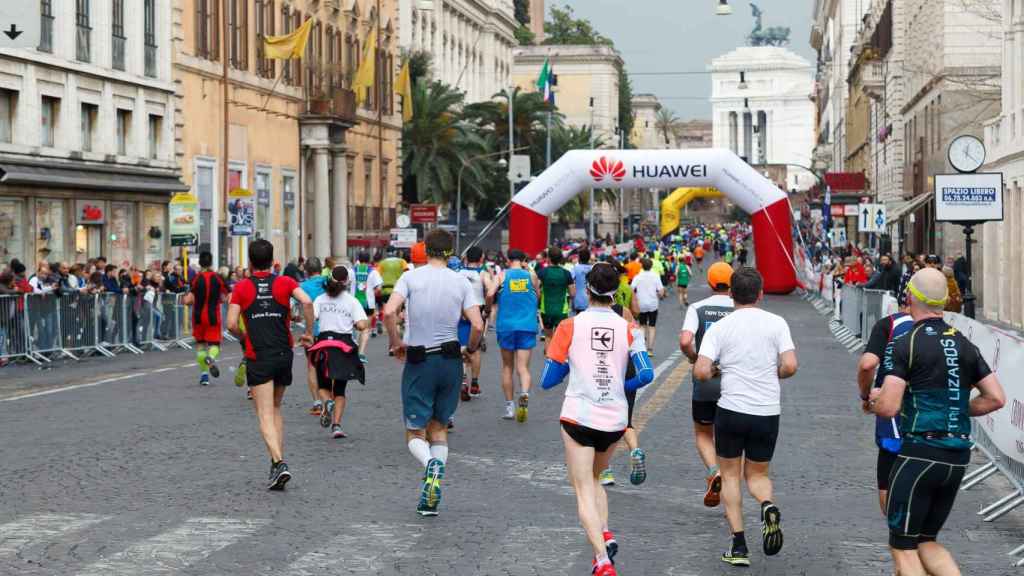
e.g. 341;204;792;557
0;157;188;268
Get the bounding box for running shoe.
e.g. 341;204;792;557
479;341;487;353
309;401;323;416
234;361;247;387
268;461;291;491
206;355;220;378
599;469;615;486
469;380;481;397
417;458;445;514
516;393;529;423
502;402;516;420
461;384;471;402
199;373;209;386
246;388;253;400
359;353;368;364
761;502;783;556
447;417;455;432
721;543;750;567
591;559;618;576
704;471;723;508
331;425;347;439
320;400;334;428
629;448;647;485
603;531;618;563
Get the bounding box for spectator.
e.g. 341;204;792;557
844;257;868;285
943;266;963;313
953;253;969;293
102;265;120;293
10;259;31;293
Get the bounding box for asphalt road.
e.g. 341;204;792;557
1;277;1023;575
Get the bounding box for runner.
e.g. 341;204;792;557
868;268;1005;576
537;246;575;349
383;228;483;516
308;266;367;439
226;239;315;490
299;257;326;416
490;249;541;422
679;262;734;509
694;244;705;274
675;254;691;308
542;261;654;576
571;249;593;314
630;258;664;356
693;267;798;567
182;251;227;386
457;247;494;400
352;252;384;361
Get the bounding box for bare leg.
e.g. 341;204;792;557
332;395;348;426
917;542;961;576
273;385;285;456
694;422;717;471
563;429;608;558
358;324;370;355
623;427;639;451
500;349;515;401
743;459;773;504
252;382;284;462
719;456;744;533
305;357;318;403
516;348;533;395
470;350;481;380
891;549;928;576
593;446;617;530
647;326;657;353
425;418;448;445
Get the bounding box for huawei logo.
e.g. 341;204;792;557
590;156;626;183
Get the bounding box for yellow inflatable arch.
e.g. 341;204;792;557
659;187;723;238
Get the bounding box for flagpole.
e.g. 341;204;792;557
377;0;384;244
222;0;230;268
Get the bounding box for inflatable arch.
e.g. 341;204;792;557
509;149;797;294
660;187;722;238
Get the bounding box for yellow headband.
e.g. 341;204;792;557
908;280;948;308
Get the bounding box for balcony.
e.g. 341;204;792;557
861;61;884;100
303;87;357;126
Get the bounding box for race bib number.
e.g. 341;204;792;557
509;279;529;293
357;282;366;291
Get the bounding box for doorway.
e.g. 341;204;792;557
75;224;103;260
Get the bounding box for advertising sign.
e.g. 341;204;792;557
934;173;1004;222
227;187;255;236
409;204;438;224
0;0;41;49
75;200;105;224
169;193;200;247
843;204;859;216
390;228;417;248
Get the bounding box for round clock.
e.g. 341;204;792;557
948;134;986;173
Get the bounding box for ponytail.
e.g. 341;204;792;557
326;266;348;297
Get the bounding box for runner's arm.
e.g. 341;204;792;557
463;305;484;352
870;375;906;418
383;291;406;358
291;286;315;344
970;374;1006;416
625;328;655;392
531;270;541;297
541;319;573;389
857;352;880;401
226;303;242;337
679;331;697;363
693;355;715;381
777;350;798;379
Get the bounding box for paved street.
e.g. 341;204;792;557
2;283;1023;575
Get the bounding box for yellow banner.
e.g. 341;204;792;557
264;18;313;60
660;187;722;238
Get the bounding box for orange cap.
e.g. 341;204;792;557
707;262;733;291
410;241;427;265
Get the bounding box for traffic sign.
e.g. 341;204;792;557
0;1;41;49
508;154;531;184
857;203;886;233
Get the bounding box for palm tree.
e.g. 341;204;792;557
463;87;555;171
401;80;489;206
654;107;681;147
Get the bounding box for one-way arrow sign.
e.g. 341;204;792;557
0;1;41;49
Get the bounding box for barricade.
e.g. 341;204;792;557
97;293;143;355
56;292;110;358
840;284;864;337
860;289;887;340
25;292;74;361
0;293;33;364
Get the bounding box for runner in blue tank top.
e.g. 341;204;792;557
490;249;540;422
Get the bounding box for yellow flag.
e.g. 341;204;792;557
263;18;313;60
396;61;414;122
352;28;377;107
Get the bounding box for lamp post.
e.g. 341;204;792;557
716;0;734;16
456;146;531;253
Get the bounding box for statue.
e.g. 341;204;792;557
748;2;791;47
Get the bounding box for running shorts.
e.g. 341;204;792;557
246;350;294;388
458;319;472;347
318;378;348;397
877;448;899;490
637;311;659;327
887;443;969;550
401;354;463;430
193;324;223;345
692;400;717;425
541;313;567;331
363;307;375;319
561;421;624;453
497;330;537;351
714;406;780;462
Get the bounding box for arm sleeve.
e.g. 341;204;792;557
394;273;410;299
681;304;698;334
541;358;571;390
864;318;890;358
275;276;300;306
697;323;720;360
967;342;993;384
229;279;253;309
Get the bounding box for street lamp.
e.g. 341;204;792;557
456;146;530;253
716;0;733;16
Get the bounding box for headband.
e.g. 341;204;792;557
587;262;619;297
907;280;947;308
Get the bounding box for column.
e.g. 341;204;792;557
331;151;348;258
314;148;330;258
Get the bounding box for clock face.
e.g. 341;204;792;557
948;135;986;173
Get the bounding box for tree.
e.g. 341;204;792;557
513;0;531;25
514;25;536;46
463;87;555;173
543;6;613;46
654;108;681;146
618;67;634;147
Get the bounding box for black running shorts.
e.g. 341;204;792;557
561;421;624;453
887;444;969;550
714;406;780;462
877;448;899;490
692;400;717;425
637;311;658;327
246;351;294;388
317;378;348;397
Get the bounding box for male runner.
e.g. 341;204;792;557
227;239;314;490
183;251;227;386
300;257;326;415
537;246;575;347
490;249;540;422
693;244;705;274
353;252;384;358
694;267;797;567
680;262;734;508
383;229;483;516
378;250;408;303
458;247;494;399
630;259;664;356
675;254;691;308
869;268;1005;576
571;249;593;314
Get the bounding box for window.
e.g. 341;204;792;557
39;0;54;53
282;172;296;260
76;0;91;62
255;0;275;79
291;11;302;86
0;90;13;143
364;159;374;226
144;0;157;77
40;96;59;148
147;115;161;159
195;160;216;253
310;21;323;94
194;0;220;61
280;4;293;84
111;0;125;71
116;109;131;156
255;169;271;239
228;0;249;71
81;103;97;152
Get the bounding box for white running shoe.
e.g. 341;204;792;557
502;402;516;420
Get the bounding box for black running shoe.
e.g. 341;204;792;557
761;502;783;556
206;355;220;378
721;544;750;567
320;400;334;428
268;462;291;491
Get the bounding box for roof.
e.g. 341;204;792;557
710;46;813;72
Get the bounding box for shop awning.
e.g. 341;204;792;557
0;159;189;194
887;193;933;222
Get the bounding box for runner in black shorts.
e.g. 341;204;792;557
636;311;657;327
597;303;647;487
227;239;314;491
868;268;1005;576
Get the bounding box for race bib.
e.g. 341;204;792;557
357;282;366;291
509;279;529;292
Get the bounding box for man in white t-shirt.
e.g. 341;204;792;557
630;258;665;355
694;267;798;568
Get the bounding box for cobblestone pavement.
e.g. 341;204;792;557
1;282;1022;575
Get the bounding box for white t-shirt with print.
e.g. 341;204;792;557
314;292;368;334
630;270;664;313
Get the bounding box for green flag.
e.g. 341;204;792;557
536;58;552;103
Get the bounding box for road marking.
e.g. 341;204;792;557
279;524;421;575
633;359;690;434
76;517;266;576
635;350;682;401
0;513;110;558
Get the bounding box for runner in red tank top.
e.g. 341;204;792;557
227;239;314;491
183;251;227;386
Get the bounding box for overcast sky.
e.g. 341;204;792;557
554;0;817;120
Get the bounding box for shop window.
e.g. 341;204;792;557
282;172;296;261
0;90;13;143
0;199;24;264
116;109;131;156
81;103;97;152
41;96;59;148
142;204;166;268
194;160;216;253
109;203;134;268
35;199;65;264
148;114;161;159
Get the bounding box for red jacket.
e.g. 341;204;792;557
844;263;868;285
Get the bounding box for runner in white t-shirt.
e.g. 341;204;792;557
629;259;664;356
694;267;798;568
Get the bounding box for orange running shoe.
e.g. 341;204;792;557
704;471;722;508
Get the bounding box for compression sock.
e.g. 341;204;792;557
732;531;747;552
407;438;432;467
196;349;208;373
429;443;448;464
209;345;220;360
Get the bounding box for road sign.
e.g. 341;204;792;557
227;188;254;236
409;204;438;224
396;214;411;228
934;173;1004;222
831;226;848;248
0;1;41;50
508;154;532;183
390;228;417;248
857;203;885;233
169;193;199;247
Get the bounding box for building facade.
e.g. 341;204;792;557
0;0;184;269
177;0;401;269
399;0;517;104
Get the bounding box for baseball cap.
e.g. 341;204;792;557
707;262;733;291
924;254;941;265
